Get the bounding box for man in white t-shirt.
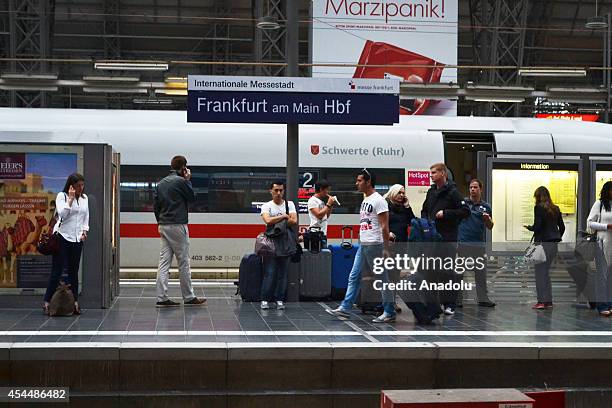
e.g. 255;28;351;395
328;169;396;323
260;180;298;311
307;179;336;237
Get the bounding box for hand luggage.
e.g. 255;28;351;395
286;262;300;302
399;272;441;324
303;226;325;254
329;226;358;299
238;253;263;302
358;265;383;314
299;248;332;299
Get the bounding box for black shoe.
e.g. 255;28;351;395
456;303;463;308
156;299;180;307
184;297;206;306
478;301;496;308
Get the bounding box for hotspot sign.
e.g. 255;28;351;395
407;170;431;186
187;75;399;125
312;0;458;116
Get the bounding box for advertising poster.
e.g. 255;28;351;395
312;0;458;116
0;153;77;288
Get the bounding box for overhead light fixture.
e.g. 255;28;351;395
94;62;169;71
165;76;187;82
466;96;525;103
133;97;173;105
0;85;58;91
586;16;609;29
585;0;609;29
83;75;140;82
257;15;281;30
1;73;58;80
83;87;147;94
518;68;587;77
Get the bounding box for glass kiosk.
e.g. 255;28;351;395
0;143;120;309
487;158;580;254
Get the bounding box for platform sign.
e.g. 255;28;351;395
187;75;399;125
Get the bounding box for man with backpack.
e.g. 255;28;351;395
420;162;470;316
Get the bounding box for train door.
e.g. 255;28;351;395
443;133;495;196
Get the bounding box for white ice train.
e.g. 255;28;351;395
0;108;611;268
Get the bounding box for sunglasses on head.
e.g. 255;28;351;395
361;168;371;178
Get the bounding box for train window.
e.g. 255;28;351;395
120;166;404;214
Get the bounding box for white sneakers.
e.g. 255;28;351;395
261;300;285;310
372;313;397;323
327;307;351;318
443;307;455;316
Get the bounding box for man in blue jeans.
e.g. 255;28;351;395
328;169;396;323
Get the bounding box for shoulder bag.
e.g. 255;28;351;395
575;201;603;262
524;235;546;265
37;194;65;256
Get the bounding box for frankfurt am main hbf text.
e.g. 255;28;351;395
196;97;352;115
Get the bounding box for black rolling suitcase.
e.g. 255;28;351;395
238;253;263;302
358;258;383;314
286;262;300;302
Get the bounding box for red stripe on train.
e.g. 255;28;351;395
120;224;359;239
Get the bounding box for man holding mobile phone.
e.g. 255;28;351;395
154;155;206;307
457;179;495;308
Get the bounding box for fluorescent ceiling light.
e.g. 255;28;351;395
133;98;173;105
155;89;187;96
165;76;187;82
0;85;58;91
1;73;58;80
94;62;169;71
467;96;525;103
83;75;140;82
518;68;587;77
83;87;147;94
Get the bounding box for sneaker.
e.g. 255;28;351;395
276;301;285;310
156;299;180;307
599;310;611;317
372;313;396;323
261;301;269;310
326;307;350;318
478;301;496;308
443;307;455;316
184;297;206;306
532;303;546;310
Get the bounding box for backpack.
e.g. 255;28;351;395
48;282;75;317
408;218;442;242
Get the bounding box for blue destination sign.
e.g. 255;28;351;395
187;91;399;125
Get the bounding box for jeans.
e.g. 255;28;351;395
534;242;558;303
340;245;362;310
594;241;612;312
261;256;290;302
44;234;83;302
341;244;395;316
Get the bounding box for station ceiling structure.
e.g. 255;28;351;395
0;0;611;121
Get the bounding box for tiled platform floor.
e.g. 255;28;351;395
1;281;611;344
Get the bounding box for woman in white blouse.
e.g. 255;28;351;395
43;173;89;315
587;181;612;316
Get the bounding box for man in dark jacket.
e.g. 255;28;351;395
154;155;205;307
421;163;470;315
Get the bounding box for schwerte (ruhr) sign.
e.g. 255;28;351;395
187;75;399;125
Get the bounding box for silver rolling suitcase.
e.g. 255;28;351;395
299;249;332;299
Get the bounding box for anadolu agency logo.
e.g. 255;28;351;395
311;145;320;155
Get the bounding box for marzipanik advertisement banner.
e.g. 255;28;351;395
312;0;458;116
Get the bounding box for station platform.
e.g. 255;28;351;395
2;281;612;407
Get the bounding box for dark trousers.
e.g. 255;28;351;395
534;242;558;304
435;241;459;308
44;234;83;302
261;256;290;302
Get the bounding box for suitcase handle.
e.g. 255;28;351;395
341;226;354;248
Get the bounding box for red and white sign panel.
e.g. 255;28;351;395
535;113;599;122
407;170;431;186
